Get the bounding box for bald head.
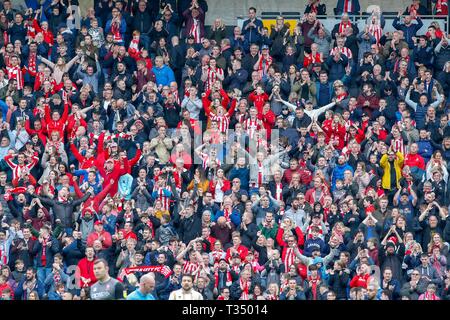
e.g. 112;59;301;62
140;273;156;294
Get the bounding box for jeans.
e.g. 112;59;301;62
37;267;52;284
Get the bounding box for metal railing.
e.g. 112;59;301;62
236;13;449;34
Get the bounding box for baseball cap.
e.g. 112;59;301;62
94;220;103;226
311;212;321;219
261;44;269;50
312;62;322;67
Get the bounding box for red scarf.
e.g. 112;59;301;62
223;208;231;222
0;241;7;265
307;275;320;300
111;20;122;43
240;278;250;300
421;292;439;300
310;1;320;13
435;0;448;14
120;265;172;280
258;56;272;78
41;236;49;266
257;162;263;186
214;269;233;289
339;21;351;34
27;53;37;76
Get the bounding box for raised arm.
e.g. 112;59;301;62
38;56;55;69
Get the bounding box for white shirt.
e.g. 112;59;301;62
169;288;204;300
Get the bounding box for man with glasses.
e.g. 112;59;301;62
400;268;427;299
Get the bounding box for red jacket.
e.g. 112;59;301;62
248;92;269;114
258;110;276;139
98;158;130;196
70;143;99;170
404;153;425;170
87;230;113;249
209;179;231;199
305;187;330;206
43;103;69;140
349;273;370;288
322;119;346;150
225;245;249;262
76;258;97;287
25;118;47;145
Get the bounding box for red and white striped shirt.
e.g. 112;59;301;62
4;155;39;180
205;67;224;91
209;114;231;133
244;118;261;140
154;186;172;211
391;138;406;155
200;152;221;170
183;261;199;275
283;247;295;270
368;24;383;44
330;46;353;60
7;65;24;90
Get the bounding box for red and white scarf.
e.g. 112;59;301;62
41;236;49;266
111;20;123;43
435;0;448;14
284;247;295;270
343;0;353;13
338;21;351;34
7;65;24;90
239;278;251;300
0;242;8;266
214;269;233;289
275;182;283;201
189;19;201;43
26;53;37;76
258;56;272;79
368;24;383;44
257;162;264;186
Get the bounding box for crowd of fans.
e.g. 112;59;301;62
0;0;449;301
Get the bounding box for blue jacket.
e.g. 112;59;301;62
152;65;176;87
228;167;250;191
331;163;354;191
242;18;264;47
417;139;434;161
393;17;424;49
14;278;45;300
326;54;349;82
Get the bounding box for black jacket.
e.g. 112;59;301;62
38;193;91;228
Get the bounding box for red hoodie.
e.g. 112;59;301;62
404;153;425;170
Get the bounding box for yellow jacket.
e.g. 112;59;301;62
187;179;210;193
380;151;404;190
